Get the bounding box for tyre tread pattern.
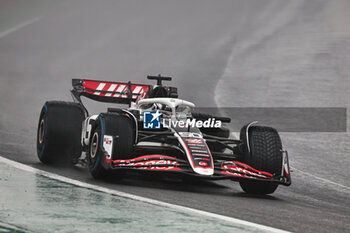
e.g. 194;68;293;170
239;126;283;195
37;101;85;165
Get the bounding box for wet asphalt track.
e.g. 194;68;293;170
0;0;350;232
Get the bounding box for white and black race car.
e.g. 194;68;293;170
37;75;291;195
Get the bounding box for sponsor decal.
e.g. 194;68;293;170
180;136;214;173
114;159;180;171
186;139;203;144
113;155;181;171
199;161;208;166
103;135;114;163
103;138;112;144
143;110;161;129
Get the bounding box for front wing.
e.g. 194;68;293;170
106;152;291;186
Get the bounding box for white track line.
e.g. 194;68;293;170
292;167;350;192
0;16;42;39
0;156;289;233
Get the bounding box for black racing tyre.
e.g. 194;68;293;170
100;113;135;159
37;101;85;165
88;125;109;179
239;125;282;195
88;113;134;179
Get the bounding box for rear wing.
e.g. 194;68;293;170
71;79;152;105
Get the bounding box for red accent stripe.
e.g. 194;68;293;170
222;171;251;178
228;161;273;177
100;83;111;96
222;165;271;178
284;168;290;179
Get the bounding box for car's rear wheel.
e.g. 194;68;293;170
239;125;283;195
88;113;135;179
37;101;85;165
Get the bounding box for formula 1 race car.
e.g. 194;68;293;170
37;75;291;194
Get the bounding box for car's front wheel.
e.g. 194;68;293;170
88;125;109;179
87;113;135;179
239;125;283;195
